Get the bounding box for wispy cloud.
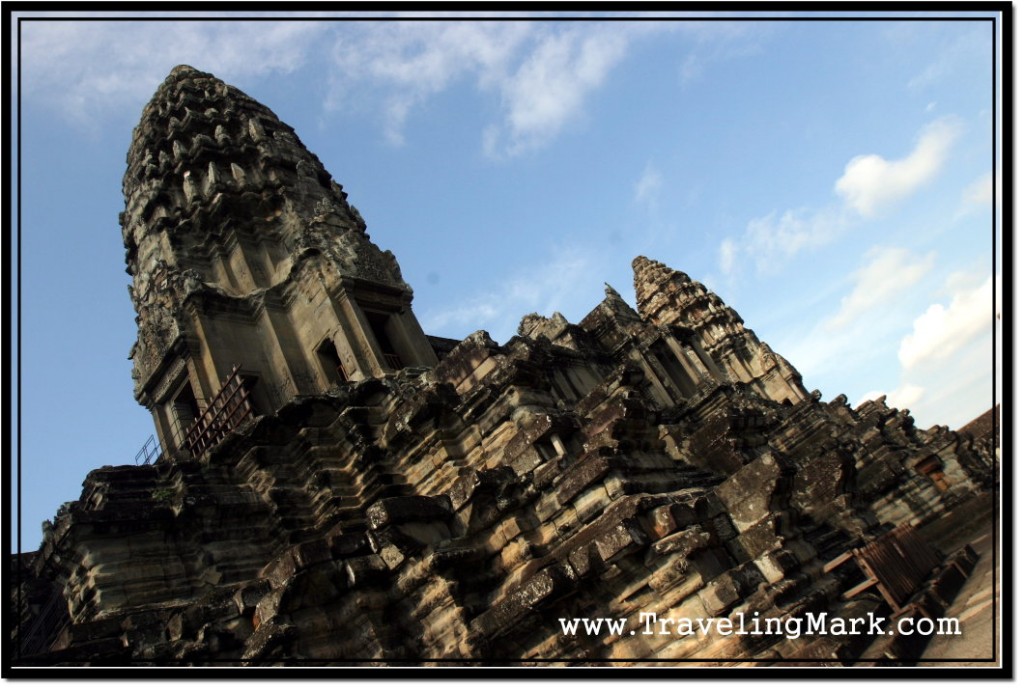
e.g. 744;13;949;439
720;116;963;279
907;25;991;91
777;246;933;381
327;22;635;155
677;20;770;86
834;117;962;217
486;26;630;156
329;21;534;146
421;247;600;341
633;162;663;209
22;19;632;154
824;246;935;332
951;170;997;222
727;206;851;276
886;383;927;411
718;237;737;276
297;19;765;157
22;17;771;156
21;20;329;128
859;383;926;412
961;171;994;206
774;249;995;428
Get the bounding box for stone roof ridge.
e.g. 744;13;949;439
602;282;638;314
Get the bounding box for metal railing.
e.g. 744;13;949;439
183;365;255;458
134;435;164;466
17;589;69;656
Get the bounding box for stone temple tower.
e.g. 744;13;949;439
122;65;437;458
632;256;808;405
12;66;992;666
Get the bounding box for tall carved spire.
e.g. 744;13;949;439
122;64;405;297
632;255;746;345
122;66;437;458
632;255;807;405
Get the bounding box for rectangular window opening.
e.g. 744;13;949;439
365;310;404;370
170;381;201;450
654;342;696;398
316;338;348;385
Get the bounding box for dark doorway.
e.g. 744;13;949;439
365;311;403;369
316;338;348;385
171;381;201;449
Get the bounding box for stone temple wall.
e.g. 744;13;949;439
10;66;995;667
13;294;993;664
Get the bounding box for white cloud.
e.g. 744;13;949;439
486;26;630;157
422;248;599;341
824;247;935;332
855;383;925;413
769;251;992;429
422;301;501;332
329;22;534;146
746;209;832;263
851;272;997;429
327;22;632;156
834;117;962;217
680;53;703;84
21;20;329;128
891;331;993;430
633;162;662;208
22;19;630;154
22;18;771;156
678;21;770;86
898;274;994;370
720;116;964;279
856;390;884;406
770;246;931;383
718;237;737;276
962;172;994;206
885;383;926;411
327;20;769;157
723;206;851;277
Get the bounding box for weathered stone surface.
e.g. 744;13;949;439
715;453;784;532
366;495;452;530
9;66;994;668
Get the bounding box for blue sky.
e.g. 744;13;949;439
11;11;1002;549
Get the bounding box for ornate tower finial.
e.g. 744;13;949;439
633;255;735;335
632;255;807;405
123;66;438;459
